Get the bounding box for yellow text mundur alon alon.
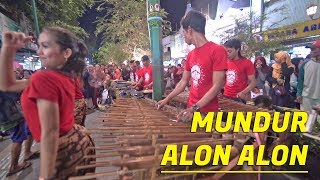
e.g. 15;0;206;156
160;144;308;166
190;112;308;133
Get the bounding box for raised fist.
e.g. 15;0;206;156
1;32;32;50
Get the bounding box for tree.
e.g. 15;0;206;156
95;0;171;57
219;5;288;58
93;43;130;65
1;0;94;39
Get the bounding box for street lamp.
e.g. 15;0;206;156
306;4;318;20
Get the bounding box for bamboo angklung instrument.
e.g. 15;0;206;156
70;97;264;180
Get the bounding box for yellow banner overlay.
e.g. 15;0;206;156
160;111;310;172
161;171;308;174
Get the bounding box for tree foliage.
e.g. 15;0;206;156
219;5;288;58
93;43;130;65
1;0;94;39
95;0;171;60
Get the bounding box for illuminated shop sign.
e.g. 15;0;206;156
262;18;320;41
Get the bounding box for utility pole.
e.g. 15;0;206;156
147;0;164;101
31;0;40;37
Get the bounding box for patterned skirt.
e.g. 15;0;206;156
74;98;87;126
55;124;95;179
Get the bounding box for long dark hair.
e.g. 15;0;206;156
224;39;244;58
254;56;270;77
42;27;88;76
291;57;303;76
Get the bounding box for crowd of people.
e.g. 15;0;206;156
81;55;154;109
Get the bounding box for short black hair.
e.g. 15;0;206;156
253;95;272;108
306;54;311;59
129;60;135;64
181;10;206;34
135;61;140;66
141;55;149;62
224;39;243;58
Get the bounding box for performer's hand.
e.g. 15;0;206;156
177;108;193;122
131;84;137;89
252;88;260;94
237;91;246;100
2;32;32;50
156;98;169;109
296;96;302;104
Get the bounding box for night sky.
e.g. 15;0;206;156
78;0;219;49
78;1;190;34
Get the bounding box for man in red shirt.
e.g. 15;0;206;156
157;10;227;121
223;39;256;103
135;60;142;81
135;55;153;90
131;60;144;90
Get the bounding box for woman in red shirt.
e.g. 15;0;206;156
0;27;95;179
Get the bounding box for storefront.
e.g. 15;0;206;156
0;11;40;70
262;18;320;58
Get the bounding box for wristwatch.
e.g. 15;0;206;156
192;104;200;111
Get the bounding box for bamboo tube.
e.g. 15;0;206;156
87;125;191;131
77;145;240;171
88;138;235;157
157;165;223;180
70;169;147;180
84;152;120;159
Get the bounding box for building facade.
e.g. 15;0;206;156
262;0;320;58
0;3;40;70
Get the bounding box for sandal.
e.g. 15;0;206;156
6;161;32;177
24;151;40;161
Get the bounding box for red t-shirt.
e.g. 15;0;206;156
75;78;84;99
223;58;255;98
141;65;153;88
21;70;75;142
135;68;143;82
185;42;228;112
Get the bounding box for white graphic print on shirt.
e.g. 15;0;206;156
145;73;150;82
191;65;202;88
226;70;237;86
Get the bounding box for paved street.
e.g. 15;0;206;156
0;109;119;180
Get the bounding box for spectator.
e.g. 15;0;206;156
253;56;271;96
297;40;320;114
266;51;294;107
121;63;130;81
0;91;38;177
